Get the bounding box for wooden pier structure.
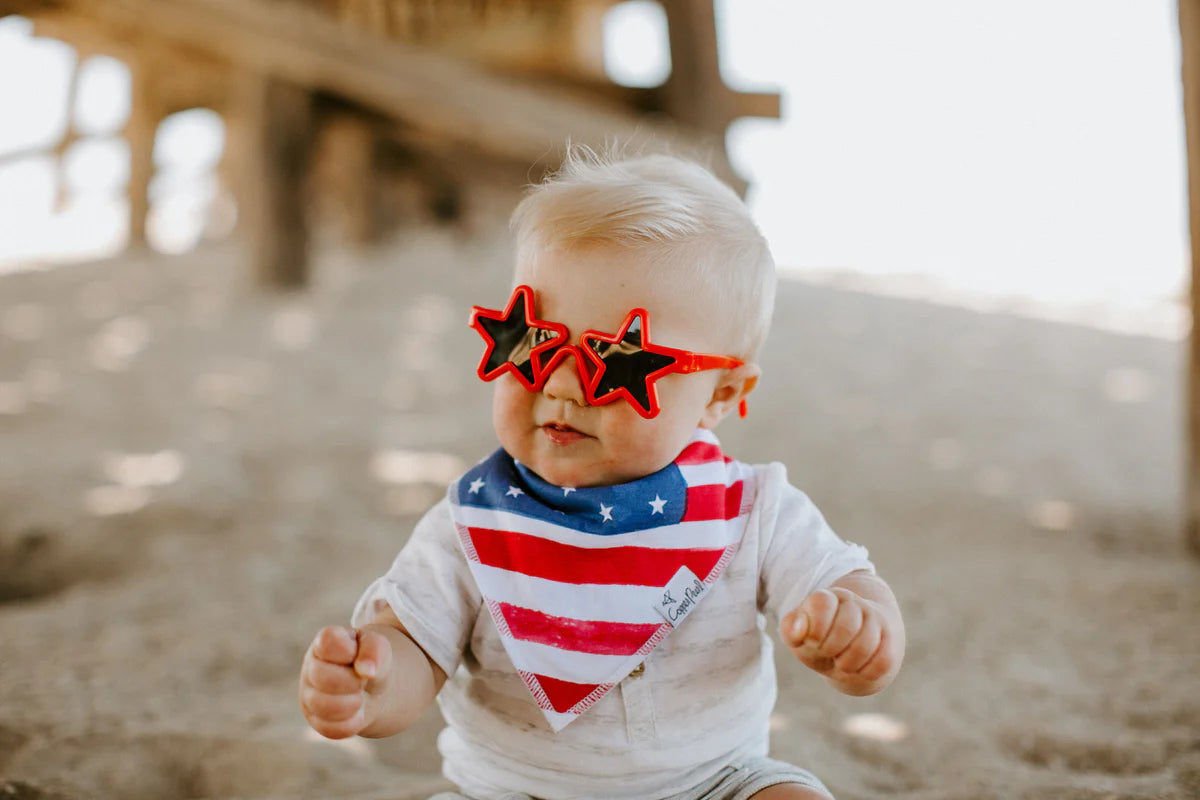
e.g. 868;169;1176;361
0;0;779;286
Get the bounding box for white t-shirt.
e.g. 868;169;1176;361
352;460;874;800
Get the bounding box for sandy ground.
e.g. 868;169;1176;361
1;186;1198;800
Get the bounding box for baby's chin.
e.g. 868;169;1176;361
525;453;657;489
526;460;609;489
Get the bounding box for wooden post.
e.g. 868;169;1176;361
126;53;157;248
52;49;82;214
319;111;378;247
1179;0;1200;555
659;0;729;132
657;0;780;196
237;74;314;288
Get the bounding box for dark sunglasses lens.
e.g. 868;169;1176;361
586;316;676;411
478;315;560;384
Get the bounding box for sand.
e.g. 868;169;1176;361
1;186;1197;800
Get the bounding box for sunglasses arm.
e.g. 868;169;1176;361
674;354;744;373
674;354;750;418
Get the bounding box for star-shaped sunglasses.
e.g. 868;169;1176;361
468;285;747;419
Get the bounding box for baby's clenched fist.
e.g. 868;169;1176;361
780;585;902;696
299;625;392;739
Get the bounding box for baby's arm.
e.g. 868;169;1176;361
299;606;447;739
779;570;905;697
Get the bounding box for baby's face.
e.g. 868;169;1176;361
491;245;732;487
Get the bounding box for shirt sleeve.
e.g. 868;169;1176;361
350;497;480;677
755;462;876;620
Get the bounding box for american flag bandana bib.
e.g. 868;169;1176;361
447;428;757;731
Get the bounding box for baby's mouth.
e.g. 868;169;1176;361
541;422;590;445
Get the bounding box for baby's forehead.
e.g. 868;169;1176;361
517;246;685;305
515;256;736;351
519;241;703;290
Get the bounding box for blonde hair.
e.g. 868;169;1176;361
510;145;777;359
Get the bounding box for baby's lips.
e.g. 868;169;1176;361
541;421;591;445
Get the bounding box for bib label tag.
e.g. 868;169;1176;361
654;567;706;626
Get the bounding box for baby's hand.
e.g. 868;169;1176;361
299;625;392;739
780;586;901;696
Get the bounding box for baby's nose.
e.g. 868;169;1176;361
541;347;588;405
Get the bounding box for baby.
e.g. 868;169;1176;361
299;149;905;800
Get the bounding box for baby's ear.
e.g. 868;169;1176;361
699;362;761;429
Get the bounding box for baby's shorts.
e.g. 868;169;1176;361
428;756;834;800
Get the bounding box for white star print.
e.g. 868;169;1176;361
648;495;667;514
468;478;485;494
599;503;613;522
506;485;524;498
562;487;576;495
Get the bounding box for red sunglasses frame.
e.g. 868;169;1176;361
469;285;747;419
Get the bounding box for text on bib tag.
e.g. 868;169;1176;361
654;566;706;626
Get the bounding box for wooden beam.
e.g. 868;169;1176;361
430;0;610;83
18;0;682;168
0;0;53;16
25;9;138;59
734;90;782;122
1179;0;1200;555
28;10;232;112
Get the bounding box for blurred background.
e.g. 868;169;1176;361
1;2;1197;800
0;1;1187;333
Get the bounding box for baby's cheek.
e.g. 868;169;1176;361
492;382;532;437
602;419;687;479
